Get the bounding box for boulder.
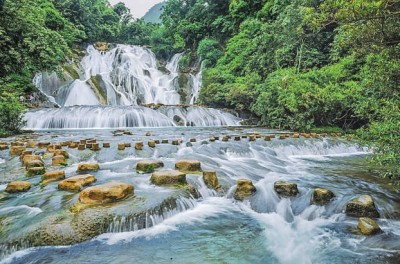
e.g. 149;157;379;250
6;181;31;193
357;217;382;235
234;179;256;200
274;181;299;197
150;170;187;185
249;135;256;141
293;133;300;139
118;144;125;150
202;171;220;191
25;159;45;169
345;195;380;218
42;171;65;184
22;155;43;166
78;144;85;150
175;160;201;172
91;143;100;151
10;146;25;156
311;188;335;205
77;163;100;172
135;142;143;150
27;167;46;177
79;181;134;204
52;155;66;166
58;174;96;191
148;140;156;148
136;160;164;173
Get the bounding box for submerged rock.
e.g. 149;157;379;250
77;163;100;172
175;160;201;172
311;188;335;205
136;160;164;173
6;181;31;193
42;171;65;184
202;171;221;191
234;179;256;200
150;170;187;185
274;181;299;197
79;181;134;204
345;195;380;218
58;174;97;192
357;217;382;235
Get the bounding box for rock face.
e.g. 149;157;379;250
6;181;31;193
79;181;134;204
150;170;187;185
202;171;220;191
358;217;382;235
345;195;380;218
58;175;97;191
274;181;299;197
42;171;65;184
311;188;335;205
136;160;164;173
234;179;256;200
77;163;100;172
175;160;201;172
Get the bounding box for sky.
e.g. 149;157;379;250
108;0;164;18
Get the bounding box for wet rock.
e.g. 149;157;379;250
264;136;271;141
53;149;69;158
0;144;9;150
91;143;100;151
145;132;152;136
148;140;156;148
150;170;187;185
172;140;180;145
279;135;286;140
209;137;216;142
27;141;39;148
47;144;61;153
38;142;51;148
136;160;164;173
52;155;66;166
274;181;299;197
27;167;46;177
10;146;25;156
78;144;85;150
175;160;201;172
357;217;382;235
94;42;109;51
249;135;256;141
186;142;193;147
11;141;24;146
234;136;241;141
68;142;78;148
154;140;160;144
77;163;100;172
161;139;169;144
123;131;132;135
311;188;335;205
201;141;208;145
42;171;65;184
79;181;134;204
345;195;380;218
185;184;200;199
103;143;110;148
310;133;318;138
124;143;131;148
6;181;31;193
293;133;300;138
22;155;42;166
118;144;125;150
203;171;220;191
190;138;197;143
80;139;87;144
222;136;229;142
234;179;256;200
58;174;97;192
135;142;143;150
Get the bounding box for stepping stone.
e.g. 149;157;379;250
6;181;31;193
150;170;187;185
58;174;96;191
79;181;134;204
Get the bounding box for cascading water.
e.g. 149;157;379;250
28;44;238;129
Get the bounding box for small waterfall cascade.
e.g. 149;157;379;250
24;105;241;129
189;62;204;105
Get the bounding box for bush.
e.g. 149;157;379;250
0;94;26;136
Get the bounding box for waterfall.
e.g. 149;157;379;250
28;44;240;129
24;106;241;129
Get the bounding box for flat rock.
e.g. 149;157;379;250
234;179;256;200
274;181;299;197
345;195;380;218
26;167;46;177
42;171;65;184
150;170;187;185
58;174;97;192
136;160;164;173
79;181;134;204
52;155;66;166
6;181;31;193
77;163;100;172
358;217;382;235
175;160;201;172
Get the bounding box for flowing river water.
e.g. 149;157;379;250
0;45;399;263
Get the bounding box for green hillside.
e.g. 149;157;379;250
143;2;165;23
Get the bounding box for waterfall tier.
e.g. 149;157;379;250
34;45;198;106
24;106;241;129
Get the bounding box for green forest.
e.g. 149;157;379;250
0;0;399;182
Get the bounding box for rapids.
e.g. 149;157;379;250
0;127;399;264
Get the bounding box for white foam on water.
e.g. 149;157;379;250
97;197;236;245
0;205;43;216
